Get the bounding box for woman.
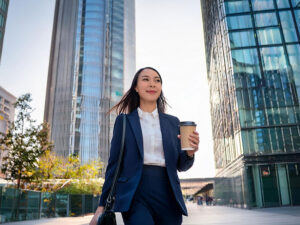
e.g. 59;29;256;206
90;67;199;225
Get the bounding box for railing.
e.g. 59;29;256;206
0;186;100;223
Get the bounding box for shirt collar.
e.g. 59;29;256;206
137;107;158;119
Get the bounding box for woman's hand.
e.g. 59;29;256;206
177;131;200;157
89;206;104;225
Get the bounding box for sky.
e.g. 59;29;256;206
0;0;215;178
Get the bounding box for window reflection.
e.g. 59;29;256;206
287;45;300;103
251;0;274;11
254;12;277;27
227;15;252;30
225;0;250;14
279;11;298;42
257;28;282;45
229;30;256;48
291;0;300;7
294;10;300;32
276;0;290;8
260;47;287;71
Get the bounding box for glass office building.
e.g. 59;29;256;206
44;0;135;166
201;0;300;208
0;0;9;62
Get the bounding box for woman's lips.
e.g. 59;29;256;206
146;91;157;94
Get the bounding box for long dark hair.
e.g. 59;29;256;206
108;67;169;114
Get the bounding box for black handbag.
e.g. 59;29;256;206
97;114;126;225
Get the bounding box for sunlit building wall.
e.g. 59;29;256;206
44;0;135;166
0;86;16;174
201;0;300;208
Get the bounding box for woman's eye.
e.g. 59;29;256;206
143;78;149;81
156;80;161;82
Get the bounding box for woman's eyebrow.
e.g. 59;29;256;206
141;75;160;78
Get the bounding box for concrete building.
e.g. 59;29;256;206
44;0;136;166
201;0;300;208
0;86;16;174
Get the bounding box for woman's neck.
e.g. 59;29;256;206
139;102;157;113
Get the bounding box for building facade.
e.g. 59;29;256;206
0;0;9;62
201;0;300;208
44;0;135;165
0;86;16;173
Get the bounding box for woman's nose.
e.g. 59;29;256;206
149;80;155;87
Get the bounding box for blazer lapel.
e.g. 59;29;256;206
127;109;144;158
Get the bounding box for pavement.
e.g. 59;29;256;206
3;202;300;225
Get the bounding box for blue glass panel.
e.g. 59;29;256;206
251;0;275;11
225;0;250;14
232;48;261;76
287;45;300;103
260;46;287;71
294;10;300;32
227;15;252;30
86;4;103;11
291;0;300;7
229;30;256;48
279;11;298;42
257;28;282;45
254;12;278;27
276;0;290;8
0;14;4;27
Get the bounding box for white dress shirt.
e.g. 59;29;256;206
137;107;166;167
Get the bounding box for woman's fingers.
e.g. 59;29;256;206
188;131;200;150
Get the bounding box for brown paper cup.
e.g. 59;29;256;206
179;121;197;150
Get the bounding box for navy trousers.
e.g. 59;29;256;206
121;165;183;225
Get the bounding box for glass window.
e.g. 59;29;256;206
287;45;300;102
291;127;300;149
287;45;300;74
0;14;4;27
257;28;282;45
229;30;256;48
227;15;252;30
279;11;298;42
86;4;103;12
4;99;10;105
294;10;300;32
291;0;300;7
283;127;293;151
225;0;250;14
232;48;261;77
260;46;287;71
251;0;275;11
254;12;278;27
0;0;7;11
276;0;290;8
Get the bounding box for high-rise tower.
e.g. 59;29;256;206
44;0;135;165
0;0;9;62
201;0;300;207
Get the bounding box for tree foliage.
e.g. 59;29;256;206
35;151;103;180
0;93;53;188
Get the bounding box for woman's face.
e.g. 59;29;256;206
135;69;162;104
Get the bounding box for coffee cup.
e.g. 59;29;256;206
179;121;197;150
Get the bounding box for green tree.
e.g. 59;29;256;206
0;93;53;188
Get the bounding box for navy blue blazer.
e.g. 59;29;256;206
99;109;194;216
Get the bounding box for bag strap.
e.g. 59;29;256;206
105;114;126;211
